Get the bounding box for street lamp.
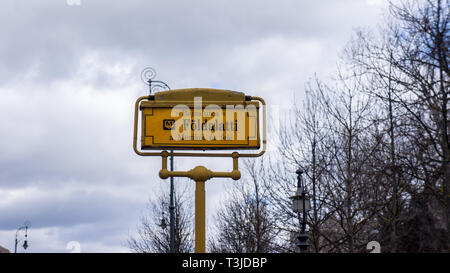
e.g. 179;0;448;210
14;221;30;253
141;67;175;253
159;210;168;230
290;168;310;253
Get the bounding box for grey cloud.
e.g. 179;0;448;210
0;188;142;230
0;0;380;85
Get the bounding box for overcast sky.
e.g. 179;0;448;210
0;0;389;252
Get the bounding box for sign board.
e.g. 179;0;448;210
140;88;260;150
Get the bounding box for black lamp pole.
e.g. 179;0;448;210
14;224;29;253
143;68;175;253
296;169;309;253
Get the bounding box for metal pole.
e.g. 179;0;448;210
169;150;175;253
301;186;307;234
195;179;206;253
147;74;175;253
158;153;241;254
296;169;309;253
14;225;26;253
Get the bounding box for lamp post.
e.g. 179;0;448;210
159;210;168;230
142;67;175;253
290;168;310;253
14;221;30;253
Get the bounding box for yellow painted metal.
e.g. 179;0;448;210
141;107;259;150
139;88;260;150
133;94;267;158
132;89;266;253
158;151;241;181
195;178;206;253
158;151;241;253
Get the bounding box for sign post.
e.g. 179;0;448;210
133;88;266;253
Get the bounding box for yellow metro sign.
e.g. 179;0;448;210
133;87;266;253
139;88;260;150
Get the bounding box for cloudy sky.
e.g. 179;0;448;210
0;0;388;252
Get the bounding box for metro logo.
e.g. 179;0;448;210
163;119;175;130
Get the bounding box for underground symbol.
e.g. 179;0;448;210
163;119;175;130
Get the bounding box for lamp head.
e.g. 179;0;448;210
160;218;167;230
291;196;311;213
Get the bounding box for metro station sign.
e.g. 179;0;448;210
139;88;260;150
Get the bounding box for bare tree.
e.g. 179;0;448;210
209;159;279;253
346;0;449;251
127;184;194;253
317;70;388;252
258;0;448;253
263;84;334;253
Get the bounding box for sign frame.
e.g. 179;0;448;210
133;88;266;158
139;89;260;150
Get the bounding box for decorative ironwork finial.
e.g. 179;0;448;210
141;67;170;95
